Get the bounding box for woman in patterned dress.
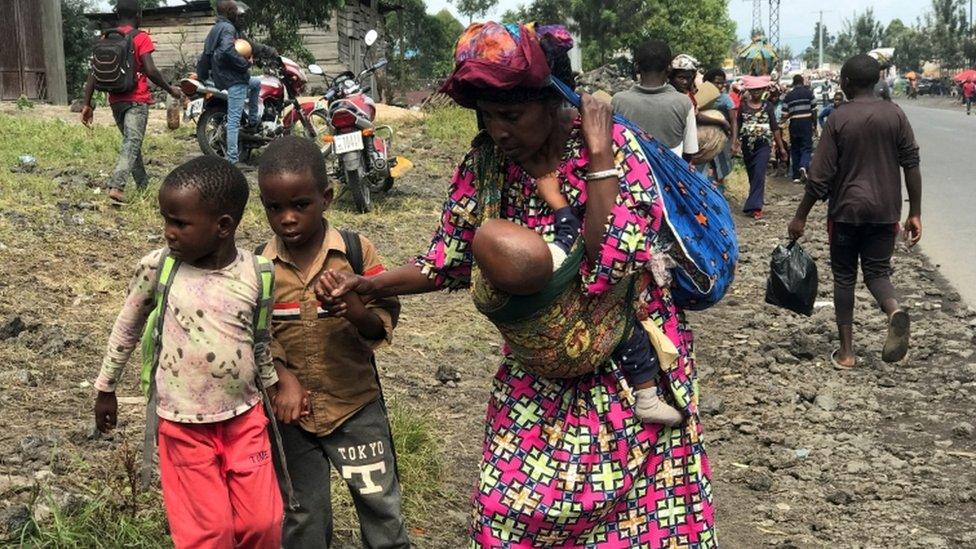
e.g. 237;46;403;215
321;22;717;548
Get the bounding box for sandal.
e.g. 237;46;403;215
882;309;911;363
830;349;857;369
107;188;126;206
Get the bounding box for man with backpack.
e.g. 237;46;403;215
196;0;274;168
81;0;182;206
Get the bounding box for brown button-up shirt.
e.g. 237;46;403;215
263;223;400;436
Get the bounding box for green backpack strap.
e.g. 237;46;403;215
140;252;180;398
250;252;299;509
139;250;180;489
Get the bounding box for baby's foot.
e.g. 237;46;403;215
634;388;683;426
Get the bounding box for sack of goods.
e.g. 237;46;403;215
765;241;818;316
693;110;729;163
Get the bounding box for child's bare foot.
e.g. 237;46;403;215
634;388;683;426
882;309;910;363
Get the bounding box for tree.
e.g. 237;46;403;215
241;0;345;64
802;21;836;68
501;0;566;24
833;9;884;61
886;19;928;72
639;0;737;69
453;0;498;23
925;0;968;69
62;0;94;101
386;1;463;91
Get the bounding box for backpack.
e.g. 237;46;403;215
90;28;142;93
550;77;739;310
137;249;297;508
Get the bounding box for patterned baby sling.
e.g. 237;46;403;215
138;250;297;508
550;77;739;310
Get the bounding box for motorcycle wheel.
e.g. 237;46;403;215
346;169;371;213
196;108;228;158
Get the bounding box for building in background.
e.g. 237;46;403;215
0;0;68;104
85;0;392;86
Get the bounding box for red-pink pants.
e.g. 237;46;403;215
158;403;282;549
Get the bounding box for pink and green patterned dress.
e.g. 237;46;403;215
416;120;716;548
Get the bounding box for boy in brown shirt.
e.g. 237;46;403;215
789;54;922;369
257;136;409;548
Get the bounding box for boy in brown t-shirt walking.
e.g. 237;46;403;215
256;137;409;548
788;54;922;369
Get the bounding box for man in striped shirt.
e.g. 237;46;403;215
783;74;818;183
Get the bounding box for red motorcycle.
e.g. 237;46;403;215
307;30;396;213
180;51;327;161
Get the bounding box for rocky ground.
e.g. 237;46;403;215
698;181;976;548
1;104;975;547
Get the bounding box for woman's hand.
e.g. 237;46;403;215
579;94;615;170
315;270;376;304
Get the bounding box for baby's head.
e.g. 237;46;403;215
258;136;333;251
159;156;248;264
472;219;552;296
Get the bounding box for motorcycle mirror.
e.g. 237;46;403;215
308;64;324;75
364;29;378;47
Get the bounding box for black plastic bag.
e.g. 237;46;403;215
765;240;818;316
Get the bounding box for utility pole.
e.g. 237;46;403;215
769;0;781;52
818;10;824;68
754;0;762;34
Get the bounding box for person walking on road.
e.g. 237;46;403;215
196;0;272;167
782;74;818;184
819;91;845;128
788;54;922;369
963;80;976;115
612;40;699;160
732;75;787;219
80;0;182;205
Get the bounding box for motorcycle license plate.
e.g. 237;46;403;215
333;132;364;154
184;98;203;122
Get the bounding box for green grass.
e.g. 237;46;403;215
15;400;442;547
0;113;187;173
422;106;478;158
1;111;447;546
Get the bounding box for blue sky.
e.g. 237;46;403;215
423;0;935;55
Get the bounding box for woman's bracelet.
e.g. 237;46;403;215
584;168;619;181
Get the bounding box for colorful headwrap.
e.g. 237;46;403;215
440;22;574;108
742;75;772;90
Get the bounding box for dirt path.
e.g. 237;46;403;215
1;106;974;547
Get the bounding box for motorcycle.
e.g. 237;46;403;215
180;50;327;161
307;30;398;213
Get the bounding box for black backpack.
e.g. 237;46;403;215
90;28;142;93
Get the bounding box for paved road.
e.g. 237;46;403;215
898;101;976;306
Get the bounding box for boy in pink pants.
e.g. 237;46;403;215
93;156;283;548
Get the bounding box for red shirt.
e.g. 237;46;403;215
109;25;155;105
964;81;976;99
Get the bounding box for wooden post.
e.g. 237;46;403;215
40;0;68;104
